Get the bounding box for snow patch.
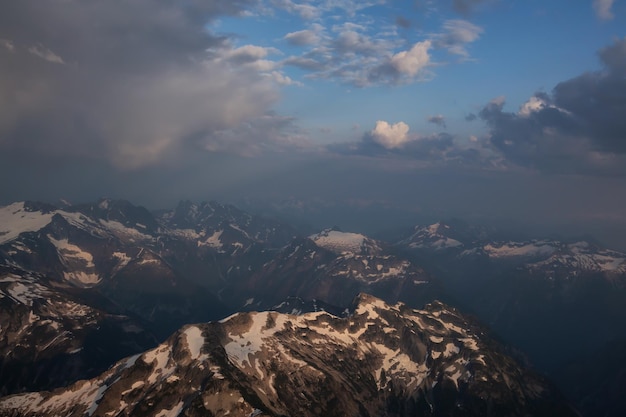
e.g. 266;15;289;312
484;241;556;258
99;220;152;241
155;401;184;417
309;230;369;254
184;326;206;360
0;202;53;244
199;229;224;249
49;236;100;285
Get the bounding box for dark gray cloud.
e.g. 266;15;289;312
396;16;412;29
479;38;626;175
552;39;626;154
0;0;282;169
452;0;491;16
427;114;447;128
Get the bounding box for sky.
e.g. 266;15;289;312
1;0;626;246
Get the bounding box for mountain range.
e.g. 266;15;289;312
1;198;625;416
0;294;577;417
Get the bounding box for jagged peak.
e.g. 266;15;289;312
352;292;388;308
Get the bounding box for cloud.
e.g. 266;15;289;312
283;21;414;86
272;0;321;19
332;126;498;168
434;19;483;59
222;44;280;65
0;39;15;52
268;71;304;86
452;0;490;16
322;116;502;170
395;16;412;29
0;0;282;169
427;114;447;128
285;29;321;46
216;44;282;72
280;11;480;86
202;113;311;156
333;31;373;55
389;41;432;77
369;121;411;149
283;55;328;71
593;0;615;20
274;0;385;18
323;39;433;86
478;38;626;175
552;38;626;154
27;44;65;64
518;95;548;117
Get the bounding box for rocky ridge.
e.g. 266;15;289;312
0;294;577;417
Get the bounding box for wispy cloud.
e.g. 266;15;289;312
452;0;492;16
0;39;14;52
434;19;483;59
271;0;321;19
593;0;615;20
427;114;447;128
28;44;65;64
203;113;311;156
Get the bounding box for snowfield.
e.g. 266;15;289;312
309;230;368;254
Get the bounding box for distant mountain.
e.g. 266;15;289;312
0;294;577;417
223;228;440;310
397;221;626;417
399;221;626;276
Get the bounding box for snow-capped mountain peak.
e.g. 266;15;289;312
309;228;380;255
400;222;464;251
0;202;55;245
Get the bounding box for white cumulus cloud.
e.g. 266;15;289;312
390;41;431;76
370;120;411;149
518;96;547;117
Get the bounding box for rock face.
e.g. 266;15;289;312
0;294;577;417
0;264;156;396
